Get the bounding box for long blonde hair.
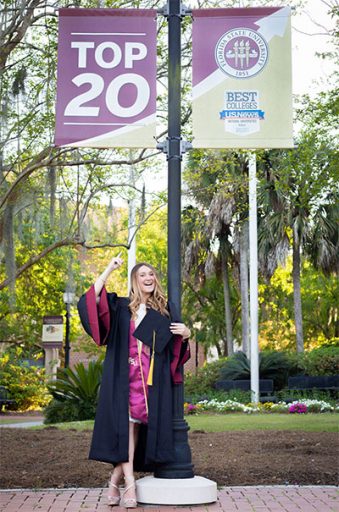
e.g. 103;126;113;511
129;263;169;319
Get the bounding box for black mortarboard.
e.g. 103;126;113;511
133;309;172;354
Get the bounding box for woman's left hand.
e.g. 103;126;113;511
170;323;191;340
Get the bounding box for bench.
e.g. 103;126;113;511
0;386;16;411
288;375;339;392
215;379;276;402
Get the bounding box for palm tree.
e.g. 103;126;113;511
182;199;235;357
183;150;252;356
258;130;338;352
306;198;338;277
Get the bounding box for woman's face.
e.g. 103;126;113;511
136;265;156;297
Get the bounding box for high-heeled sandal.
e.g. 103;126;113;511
120;476;137;508
107;480;121;506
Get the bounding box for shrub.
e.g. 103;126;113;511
197;398;259;413
219;351;291;390
219;352;250;380
258;351;291;389
301;347;339;376
184;358;227;396
270;402;289;413
185;388;251;404
43;399;84;424
297;399;335;413
44;358;103;423
0;347;50;411
277;388;337;404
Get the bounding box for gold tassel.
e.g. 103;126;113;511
147;331;156;386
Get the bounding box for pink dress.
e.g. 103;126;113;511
128;305;150;424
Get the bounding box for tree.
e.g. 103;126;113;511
183;150;252;356
257;88;338;352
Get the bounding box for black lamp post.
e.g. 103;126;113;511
154;0;194;479
63;291;75;368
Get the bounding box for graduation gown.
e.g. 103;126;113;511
77;285;190;471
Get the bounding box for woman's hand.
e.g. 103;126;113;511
107;253;123;272
170;323;191;340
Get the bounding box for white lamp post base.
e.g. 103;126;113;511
136;476;217;505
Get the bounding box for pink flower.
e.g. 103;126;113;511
289;403;307;414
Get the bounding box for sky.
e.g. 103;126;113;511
291;0;336;95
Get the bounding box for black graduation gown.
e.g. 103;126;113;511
77;285;190;471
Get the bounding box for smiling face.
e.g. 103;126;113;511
129;262;168;317
136;264;156;299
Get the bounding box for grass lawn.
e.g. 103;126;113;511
186;413;339;432
30;413;338;432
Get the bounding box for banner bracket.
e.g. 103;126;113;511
156;137;192;159
157;3;192;17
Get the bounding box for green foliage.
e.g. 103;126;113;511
297;347;339;376
43;399;92;424
258;351;292;389
44;359;103;423
219;351;291;390
259;257;339;350
137;205;167;283
184;358;227;397
0;245;85;350
0;347;50;411
277;389;337;405
219;352;250;380
185;388;251;404
183;276;241;355
186;348;339;401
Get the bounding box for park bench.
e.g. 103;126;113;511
0;385;16;411
288;375;339;393
215;379;277;403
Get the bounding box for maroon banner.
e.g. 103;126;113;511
55;9;157;148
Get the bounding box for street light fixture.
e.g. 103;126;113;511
63;291;75;368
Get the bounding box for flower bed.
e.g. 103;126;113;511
184;399;338;415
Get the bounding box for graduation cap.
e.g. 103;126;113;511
133;309;173;386
133;309;173;354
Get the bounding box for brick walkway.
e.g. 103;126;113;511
0;486;337;512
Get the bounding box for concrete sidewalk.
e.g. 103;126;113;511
0;420;44;428
0;486;337;512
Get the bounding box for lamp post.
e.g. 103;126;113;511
63;291;75;368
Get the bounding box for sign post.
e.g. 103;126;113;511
248;153;259;402
42;316;63;380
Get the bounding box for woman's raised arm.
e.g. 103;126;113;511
94;253;124;298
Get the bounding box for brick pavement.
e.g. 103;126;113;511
0;487;337;512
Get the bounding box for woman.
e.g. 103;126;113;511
77;255;191;508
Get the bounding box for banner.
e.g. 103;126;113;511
55;9;157;148
192;7;293;148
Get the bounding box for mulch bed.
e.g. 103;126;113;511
0;427;337;488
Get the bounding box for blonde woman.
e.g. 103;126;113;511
77;255;191;508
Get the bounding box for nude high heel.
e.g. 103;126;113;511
107;474;121;506
120;476;137;508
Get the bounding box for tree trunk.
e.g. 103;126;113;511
292;225;304;352
4;203;16;306
239;219;249;357
221;248;233;357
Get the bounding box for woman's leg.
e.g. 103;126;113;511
121;421;140;502
108;464;123;502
